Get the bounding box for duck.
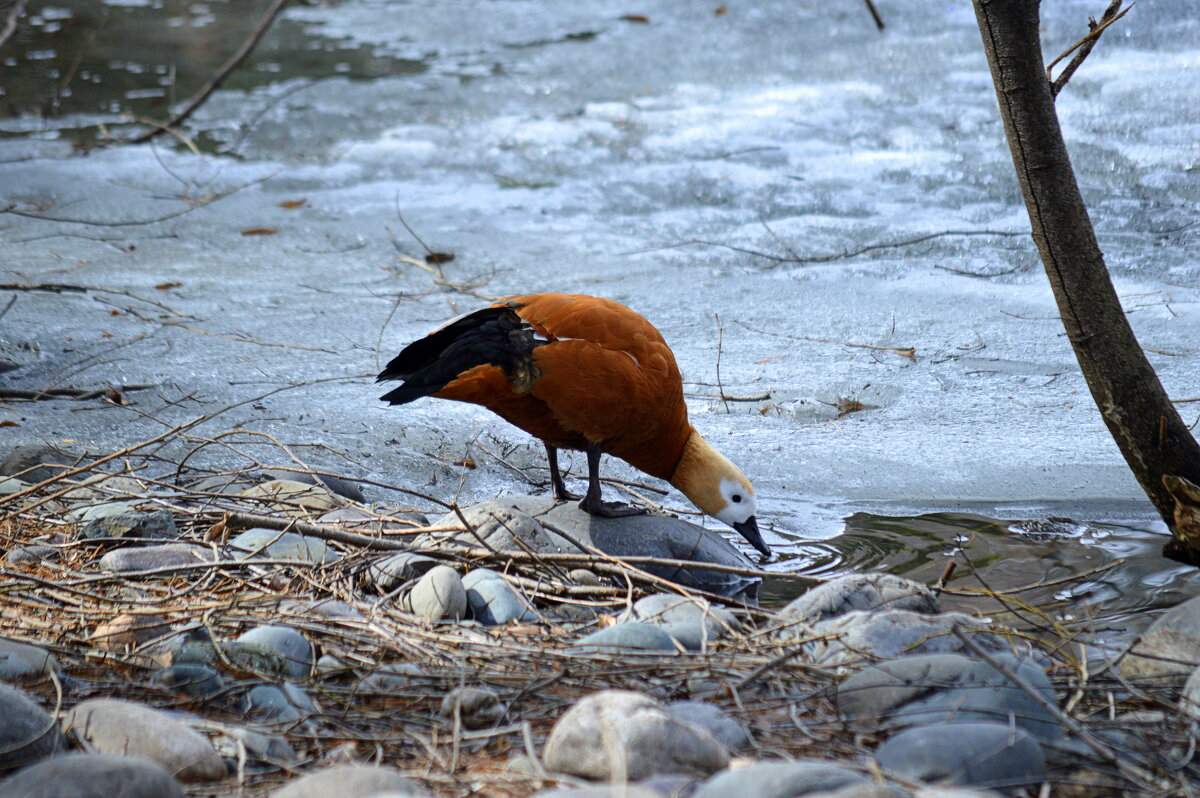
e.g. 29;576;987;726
377;292;769;557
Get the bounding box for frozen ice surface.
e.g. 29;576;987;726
1;0;1197;553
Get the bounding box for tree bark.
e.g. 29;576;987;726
970;0;1200;561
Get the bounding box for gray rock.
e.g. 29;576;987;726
530;789;662;798
236;625;313;680
80;509;179;541
228;528;338;563
0;637;58;681
0;753;184;798
54;474;145;503
780;574;941;626
4;544;57;564
572;622;679;653
271;764;425;798
402;565;467;621
366;552;441;592
875;722;1045;792
1122;593;1200;683
242;683;315;722
543;690;729;780
238;479;343;515
357;662;430;691
0;443;85;483
793;609;999;668
463;569;537;625
183;473;257;496
219;728;297;764
0;477;28;497
64;500;140;523
64;698;226;782
261;468;365;502
569;568;602;586
439;686;504;729
0;682;65;773
423;496;759;601
661;622;717;652
151;665;227;700
665;701;750;751
837;652;1062;743
98;543;214;572
279;598;366;621
631;594;739;635
1182;666;1200;718
692;761;868;798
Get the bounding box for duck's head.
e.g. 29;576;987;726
670;430;769;558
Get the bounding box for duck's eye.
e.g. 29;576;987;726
732;494;742;503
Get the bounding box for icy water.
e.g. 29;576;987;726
3;0;1199;644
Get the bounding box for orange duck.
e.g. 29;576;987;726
378;293;769;557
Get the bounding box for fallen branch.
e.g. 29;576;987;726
1046;0;1131;98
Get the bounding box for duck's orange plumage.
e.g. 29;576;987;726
378;293;769;556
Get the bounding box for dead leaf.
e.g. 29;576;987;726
279;199;307;209
104;386;128;405
241;227;279;236
0;420;19;428
620;13;650;22
425;252;456;265
108;309;122;316
154;282;182;290
836;397;878;418
715;5;728;15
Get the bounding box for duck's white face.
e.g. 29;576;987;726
714;477;756;527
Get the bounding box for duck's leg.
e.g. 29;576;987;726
544;443;581;501
578;443;647;518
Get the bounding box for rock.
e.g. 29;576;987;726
0;477;28;497
790;609;999;668
0;753;184;798
529;789;662;798
55;474;145;503
279;597;366;622
80;509;179;541
98;543;214;573
1182;666;1200;719
543;690;729;781
0;443;86;483
463;568;537;625
629;593;738;650
572;622;679;653
692;761;868;798
271;764;424;798
3;544;58;564
236;625;313;680
366;552;441;592
1121;593;1200;683
422;496;759;601
239;479;343;515
665;701;750;751
316;654;346;674
837;652;1062;743
228;528;338;563
91;613;171;651
780;574;941;626
357;662;430;691
402;565;467;621
569;568;602;586
0;637;58;680
217;727;297;764
439;687;504;729
261;469;365;502
64;698;226;782
165;638;290;680
64;500;140;523
913;789;1005;798
183;473;257;496
875;722;1045;792
0;682;66;773
242;683;316;722
151;665;227;700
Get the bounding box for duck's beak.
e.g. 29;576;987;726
733;516;770;558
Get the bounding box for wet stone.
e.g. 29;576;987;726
781;573;941;626
0;637;58;681
0;682;66;773
875;722;1045;792
64;698;226;782
572;621;679;653
665;701;751;751
793;609;1000;668
4;544;58;564
228;528;337;563
236;625;313;680
261;469;365;502
98;543;214;573
692;761;869;798
1121;593;1200;684
65;500;140;523
631;593;739;635
366;552;441;592
439;686;504;729
91;613;171;651
463;568;537;625
151;665;227;700
543;689;729;781
80;509;179;541
0;753;185;798
270;764;425;798
402;565;467;621
242;683;316;723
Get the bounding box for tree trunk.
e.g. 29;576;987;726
970;0;1200;561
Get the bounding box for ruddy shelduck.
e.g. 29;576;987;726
378;293;769;557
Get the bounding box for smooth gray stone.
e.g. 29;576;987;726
80;509;179;541
228;528;337;563
0;443;85;483
183;473;257;495
236;625;313;680
631;594;739;636
0;753;184;798
260;468;365;502
366;552;441;592
0;477;27;497
278;598;366;621
439;686;504;729
98;543;214;572
1181;665;1200;718
543;690;728;781
271;764;426;798
168;640;290;680
0;682;65;773
64;698;226;782
242;683;315;723
224;728;297;763
530;789;662;798
876;722;1046;792
4;544;58;564
693;761;868;798
402;565;466;621
781;574;941;626
666;701;750;751
422;496;759;601
793;609;1000;667
463;570;537;625
663;622;716;652
0;637;58;680
837;653;1062;743
356;662;430;691
64;500;140;523
1122;593;1200;683
151;665;227;700
572;622;679;653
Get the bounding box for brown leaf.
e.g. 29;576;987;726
836;397;877;418
714;5;728;15
0;420;19;428
154;281;182;290
620;13;650;23
425;252;456;265
108;309;123;316
241;227;279;236
104;386;128;405
279;199;307;209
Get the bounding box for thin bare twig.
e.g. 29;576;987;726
1047;0;1131;98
